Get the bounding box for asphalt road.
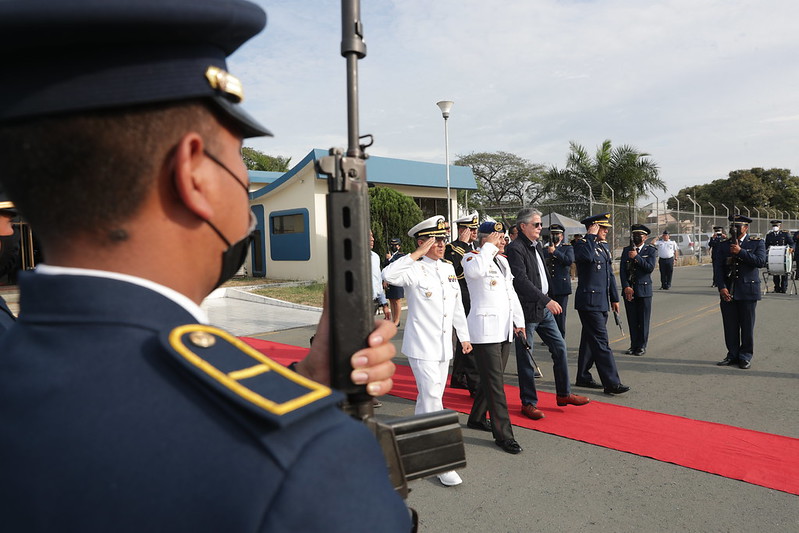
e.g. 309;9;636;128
253;264;799;532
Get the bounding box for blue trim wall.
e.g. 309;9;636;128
269;208;311;261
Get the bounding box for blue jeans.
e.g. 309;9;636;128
514;308;572;406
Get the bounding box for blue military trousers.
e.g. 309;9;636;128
513;308;571;406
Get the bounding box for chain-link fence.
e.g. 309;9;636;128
479;200;799;262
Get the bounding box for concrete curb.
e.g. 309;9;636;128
223;287;323;312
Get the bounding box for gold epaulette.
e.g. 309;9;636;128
162;325;336;428
441;258;453;265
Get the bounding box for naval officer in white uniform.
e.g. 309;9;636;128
382;215;472;487
462;221;526;454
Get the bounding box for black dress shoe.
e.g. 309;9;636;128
738;360;751;369
604;383;631;394
467;419;492;432
495;439;523;454
633;349;646;356
716;357;736;366
624;348;636;355
575;379;604;389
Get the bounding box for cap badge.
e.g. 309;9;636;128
205;66;244;102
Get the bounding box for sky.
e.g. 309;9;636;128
230;0;799;200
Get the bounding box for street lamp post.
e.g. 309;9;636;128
436;100;454;238
582;178;593;215
670;195;680;232
687;194;701;259
652;192;660;236
603;182;615;255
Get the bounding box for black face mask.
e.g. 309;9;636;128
633;234;644;245
202;149;256;288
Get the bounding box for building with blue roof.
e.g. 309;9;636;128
246;149;477;281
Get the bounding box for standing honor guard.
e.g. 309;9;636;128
462;221;525;454
0;0;409;530
445;213;480;395
619;224;657;356
713;214;766;369
655;230;679;289
543;223;574;338
573;213;630;394
382;215;472;487
764;220;794;293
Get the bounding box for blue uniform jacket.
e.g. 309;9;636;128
712;235;767;300
765;230;794;248
0;272;410;533
543;242;574;296
573;234;619;311
619;243;657;298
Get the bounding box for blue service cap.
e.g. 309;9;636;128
0;0;271;138
631;224;651;235
729;214;752;224
478;221;506;234
549;224;565;232
580;213;612;227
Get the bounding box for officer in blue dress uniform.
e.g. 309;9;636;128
543;223;574;338
713;214;767;369
573;213;630;394
619;224;657;356
764;219;794;293
0;1;410;531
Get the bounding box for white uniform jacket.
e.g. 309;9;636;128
462;243;525;344
382;254;470;361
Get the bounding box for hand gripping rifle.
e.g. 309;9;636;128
315;0;465;502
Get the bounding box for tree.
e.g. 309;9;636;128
241;147;291;172
369;187;424;259
670;168;799;216
544;140;665;218
454;151;545;225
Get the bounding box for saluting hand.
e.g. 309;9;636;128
586;223;599;235
410;237;436;260
485;231;504;248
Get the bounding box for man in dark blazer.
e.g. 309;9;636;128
573;213;630;395
619;224;657;356
506;208;589;421
713;214;767;369
543;223;574;338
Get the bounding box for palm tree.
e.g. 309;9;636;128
544;140;665;210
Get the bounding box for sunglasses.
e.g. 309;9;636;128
524;222;543;228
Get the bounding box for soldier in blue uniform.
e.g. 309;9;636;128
764;219;794;293
0;1;411;531
619;224;657;356
543;223;574;338
713;214;767;369
573;213;630;394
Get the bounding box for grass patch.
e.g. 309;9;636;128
221;277;289;287
251;282;326;308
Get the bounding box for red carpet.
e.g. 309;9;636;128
241;337;799;496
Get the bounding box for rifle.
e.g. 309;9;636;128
727;198;740;299
316;0;465;500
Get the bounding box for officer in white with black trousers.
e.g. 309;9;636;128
462;221;525;455
382;215;472;487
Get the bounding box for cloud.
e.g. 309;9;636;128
236;0;799;196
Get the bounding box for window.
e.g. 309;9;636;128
269;209;310;261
